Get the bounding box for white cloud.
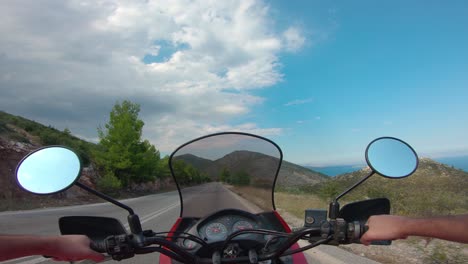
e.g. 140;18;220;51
284;98;314;106
0;0;305;152
283;27;306;52
144;118;283;154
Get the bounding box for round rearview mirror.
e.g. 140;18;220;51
366;137;418;178
16;146;82;195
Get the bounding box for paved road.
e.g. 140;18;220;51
0;190;181;264
0;183;379;264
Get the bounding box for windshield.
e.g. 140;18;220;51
169;132;282;217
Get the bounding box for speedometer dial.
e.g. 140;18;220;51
182;238;197;249
205;222;228;240
232;220;254;231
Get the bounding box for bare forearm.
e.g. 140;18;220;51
403;214;468;243
0;234;104;262
0;235;57;260
361;214;468;245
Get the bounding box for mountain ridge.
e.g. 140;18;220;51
174;150;328;188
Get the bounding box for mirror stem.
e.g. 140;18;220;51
328;201;340;219
334;171;374;202
75;182;135;215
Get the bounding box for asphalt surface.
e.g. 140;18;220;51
0;190;181;264
0;183;379;264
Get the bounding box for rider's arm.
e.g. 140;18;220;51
361;214;468;245
0;234;105;262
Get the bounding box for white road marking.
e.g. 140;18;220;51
124;202;179;229
0;256;48;264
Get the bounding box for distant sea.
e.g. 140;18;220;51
307;165;364;177
307;155;468;177
434;155;468;172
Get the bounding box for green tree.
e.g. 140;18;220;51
157;156;172;179
94;100;162;188
172;160;190;184
232;170;251;186
220;167;231;183
63;128;72;136
171;159;210;185
96;171;122;194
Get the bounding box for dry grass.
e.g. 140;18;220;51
228;185;328;219
228;185;272;210
229;185;468;264
275;192;328;219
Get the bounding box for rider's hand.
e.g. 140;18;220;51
49;235;105;262
360;215;409;246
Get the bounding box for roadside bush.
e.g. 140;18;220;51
317;181;341;200
97;171;122;194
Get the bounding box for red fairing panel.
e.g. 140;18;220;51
274;210;309;264
159;217;183;264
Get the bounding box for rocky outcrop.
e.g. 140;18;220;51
0;136;96;204
0;137;37;199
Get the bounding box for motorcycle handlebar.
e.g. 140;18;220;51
89;219;390;263
90;240;107;253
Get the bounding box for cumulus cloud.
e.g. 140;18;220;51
0;0;305;152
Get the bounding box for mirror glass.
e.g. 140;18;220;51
366;137;418;178
16;146;81;194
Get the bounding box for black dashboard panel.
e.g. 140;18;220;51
172;209;292;262
176;209;272;252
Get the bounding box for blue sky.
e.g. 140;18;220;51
0;0;467;166
250;1;468;165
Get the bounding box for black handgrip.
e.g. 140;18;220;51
362;224;392;245
90;240;107;253
43;241;107;259
370;240;392;245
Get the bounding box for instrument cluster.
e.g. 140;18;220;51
198;214;258;242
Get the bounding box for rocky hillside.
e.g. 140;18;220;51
278;160;329;187
0;135;37;200
0;111;141;211
310;158;468;216
0;133;101;211
175;150;328;188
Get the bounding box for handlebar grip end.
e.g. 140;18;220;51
90;241;107;253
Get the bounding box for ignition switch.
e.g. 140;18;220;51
224;243;241;258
